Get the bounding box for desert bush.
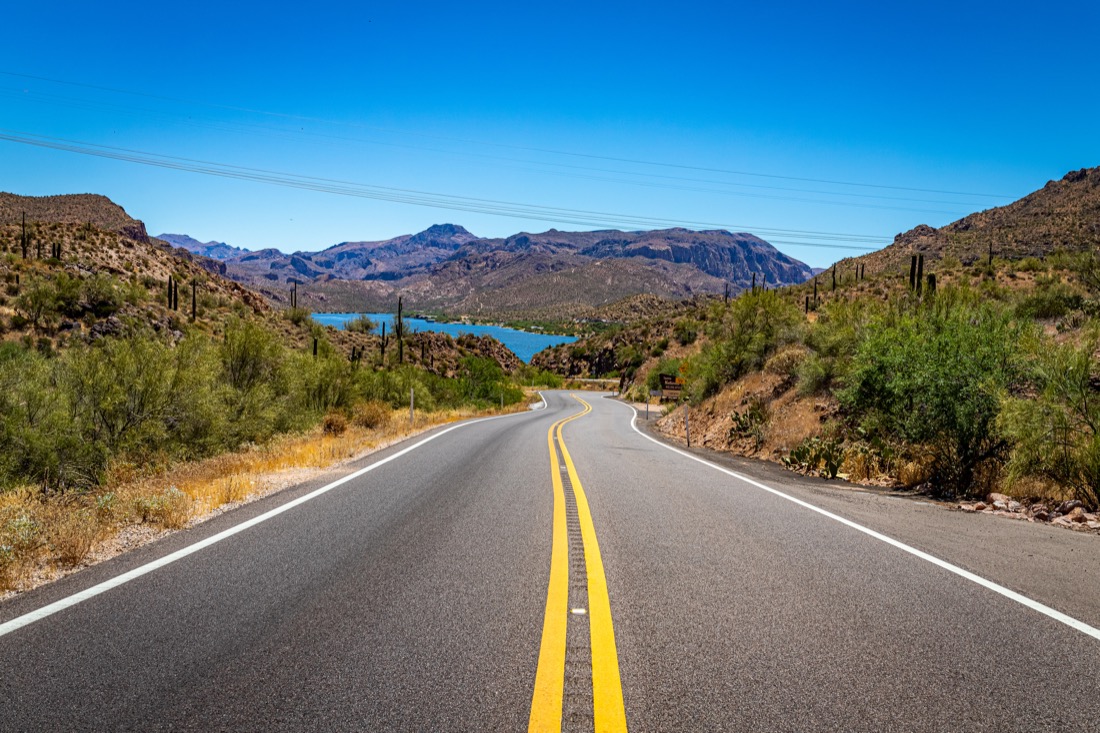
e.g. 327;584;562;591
15;277;57;329
453;355;524;406
1016;257;1047;273
795;353;836;396
673;318;699;345
48;509;99;566
344;314;376;334
322;411;348;436
513;364;564;388
687;291;801;402
1014;275;1081;319
645;357;683;392
763;344;809;377
351;401;392;429
1001;336;1100;509
83;274;122;317
839;302;1025;498
285;307;315;327
133;486;190;528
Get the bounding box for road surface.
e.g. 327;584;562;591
2;391;1099;731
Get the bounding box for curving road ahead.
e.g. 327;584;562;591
2;391;1100;731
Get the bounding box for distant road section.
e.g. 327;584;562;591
2;393;1099;731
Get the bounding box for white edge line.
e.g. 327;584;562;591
624;403;1100;643
0;408;538;639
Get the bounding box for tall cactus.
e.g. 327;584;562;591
396;296;404;365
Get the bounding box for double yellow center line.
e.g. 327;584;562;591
529;396;627;732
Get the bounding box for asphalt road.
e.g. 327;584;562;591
2;391;1100;731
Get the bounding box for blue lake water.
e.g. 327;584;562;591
311;313;576;363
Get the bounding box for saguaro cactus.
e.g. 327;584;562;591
396;296;405;365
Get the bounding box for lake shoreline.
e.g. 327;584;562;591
311;312;577;363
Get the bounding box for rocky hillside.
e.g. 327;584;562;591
0;194;528;377
846;166;1100;276
0;192;152;243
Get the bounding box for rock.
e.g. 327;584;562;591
992;500;1008;511
1087;521;1100;530
988;492;1011;504
959;503;978;512
1031;509;1051;522
1052;517;1075;528
1007;500;1024;513
973;502;987;511
1066;507;1088;523
89;316;123;340
1058;500;1084;514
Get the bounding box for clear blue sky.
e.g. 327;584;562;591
1;1;1096;267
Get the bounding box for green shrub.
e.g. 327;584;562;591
1001;336;1100;509
1014;276;1081;320
514;364;564;388
285;307;314;327
15;278;57;329
83;274;122;317
839;303;1025;497
796;353;835;396
344;314;376;334
673;318;699;346
1016;257;1047;273
686;291;801;401
645;357;683;392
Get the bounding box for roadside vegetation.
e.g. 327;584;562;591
0;226;556;593
550;251;1100;513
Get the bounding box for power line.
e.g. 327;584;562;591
0;129;886;251
0;85;993;214
0;69;1016;199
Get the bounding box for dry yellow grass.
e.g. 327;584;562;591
0;399;533;596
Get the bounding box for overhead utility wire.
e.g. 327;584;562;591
0;129;885;251
0;69;1014;199
0;86;991;211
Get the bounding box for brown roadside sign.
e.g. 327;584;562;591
659;373;684;399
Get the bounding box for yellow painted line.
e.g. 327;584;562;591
559;396;628;732
528;400;590;732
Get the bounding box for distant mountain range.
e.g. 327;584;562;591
8;164;1099;320
157;233;251;261
164;224;815;316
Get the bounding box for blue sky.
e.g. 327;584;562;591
1;1;1096;267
